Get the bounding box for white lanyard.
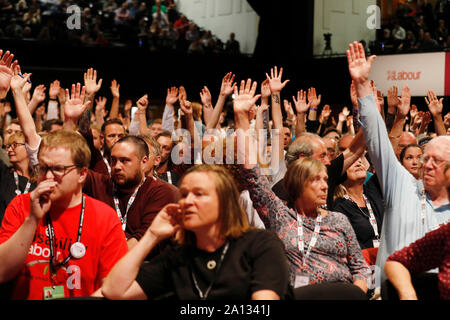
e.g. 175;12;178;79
345;194;380;240
113;178;146;231
103;157;111;176
13;171;31;195
296;211;322;267
421;189;426;224
167;171;172;184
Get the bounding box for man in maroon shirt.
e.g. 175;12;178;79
82;135;179;252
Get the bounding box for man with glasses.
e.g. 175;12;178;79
0;130;128;299
346;41;450;293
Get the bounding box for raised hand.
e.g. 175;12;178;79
148;204;183;241
424;89;443;117
166;86;179;106
31;84;46;105
292;89;310;114
265;66;290;93
10;66;31;93
397;85;411;117
233;79;260;114
319;105;331;124
35;104;46;118
260;79;271;100
64;83;91;121
199;86;211;106
307;87;321;110
0;50;18;99
49;80;61;99
339;106;350;122
179;85;187;101
387;86;401;110
137;94;149;111
84;68;103;96
179;97;193;116
110;79;120;98
219;72;236;97
346;42;376;96
283;99;296;122
95;96;107;116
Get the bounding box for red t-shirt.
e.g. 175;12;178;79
0;193;128;300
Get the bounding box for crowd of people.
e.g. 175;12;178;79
0;40;448;301
372;0;450;53
0;0;241;56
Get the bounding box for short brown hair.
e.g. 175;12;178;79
176;165;251;245
191;102;202;121
38;130;91;168
284;157;326;201
138;134;161;158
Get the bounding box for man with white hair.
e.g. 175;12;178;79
346;41;450;291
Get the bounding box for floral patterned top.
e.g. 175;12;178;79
239;166;370;286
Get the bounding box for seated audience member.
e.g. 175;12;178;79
156;130;180;186
333;157;384;250
323;136;338;161
346;42;450;290
234;80;369;295
41;119;63;133
100;165;292;300
138;134;161;178
394;132;417;160
99;118;127;175
149;118;163;137
399;144;423;180
384;221;449;300
82;134;179;252
0;130;128;299
384;162;450;300
0;132;36;222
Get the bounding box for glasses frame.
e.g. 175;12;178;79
5;142;25;150
420;156;445;167
36;164;80;178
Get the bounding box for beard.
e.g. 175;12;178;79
113;170;143;191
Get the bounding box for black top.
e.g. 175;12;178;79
158;170;180;187
135;229;294;300
0;160;36;223
272;154;347;211
333;174;384;249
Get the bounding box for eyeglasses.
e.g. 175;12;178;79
5;142;25;150
420;156;445;167
35;164;79;177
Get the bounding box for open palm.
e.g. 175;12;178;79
65;83;90;120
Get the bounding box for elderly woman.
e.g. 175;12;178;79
239;157;370;296
399;143;423;180
229;77;370;298
100;165;292;300
333;157;384;250
0;132;36;222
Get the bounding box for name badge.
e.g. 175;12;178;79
43;286;65;300
373;239;380;248
294;274;310;288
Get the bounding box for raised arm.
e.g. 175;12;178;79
162;86;178;132
62;83;91;131
389;85;411;150
83;68;103;111
109;79;121;119
199;86;213;126
0;50;18;99
266;66;289;165
293;89;310;137
205;72;236;130
27;84;46;115
9;65;40;148
424;90;446;136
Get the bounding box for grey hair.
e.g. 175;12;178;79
424;136;450;160
285;132;322;167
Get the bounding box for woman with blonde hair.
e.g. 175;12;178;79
101;164;292;300
0;132;36;222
